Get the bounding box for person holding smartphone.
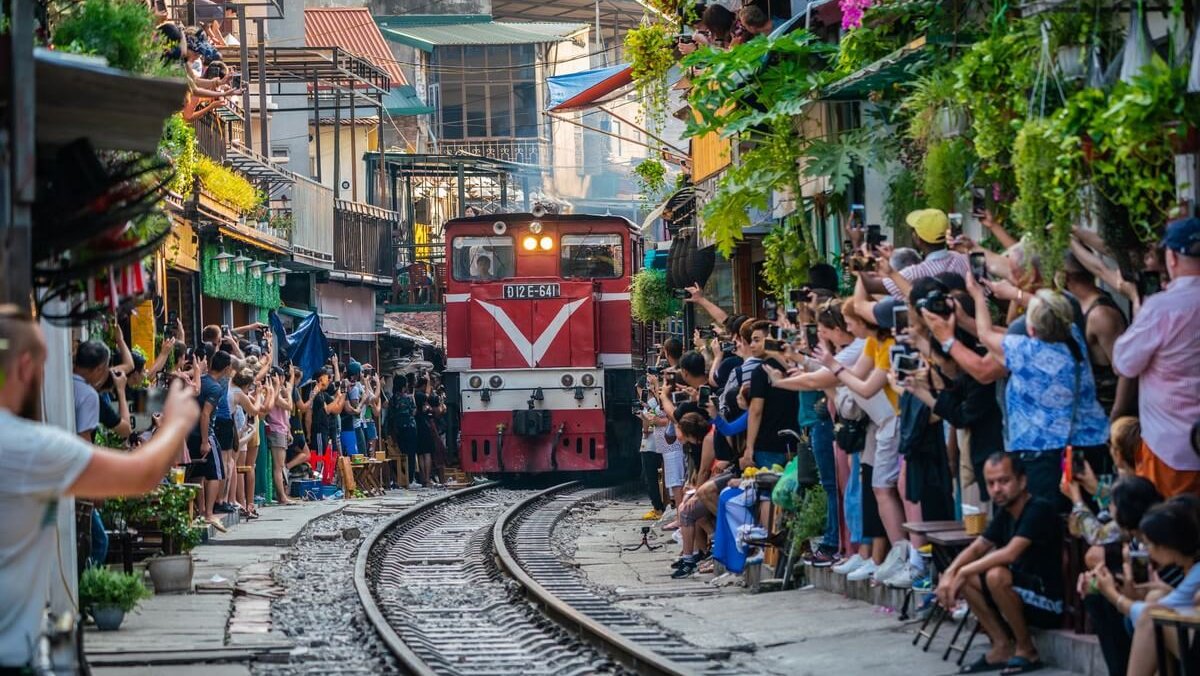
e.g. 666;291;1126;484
861;209;972;302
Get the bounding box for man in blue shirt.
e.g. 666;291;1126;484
188;348;233;528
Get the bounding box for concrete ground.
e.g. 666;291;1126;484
570;499;1086;676
84;490;437;670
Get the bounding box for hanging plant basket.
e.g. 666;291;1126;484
1056;46;1085;81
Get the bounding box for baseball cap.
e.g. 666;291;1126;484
347;360;362;376
1162;217;1200;256
906;209;949;244
872;297;901;329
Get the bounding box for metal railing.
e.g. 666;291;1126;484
334;200;398;278
437;138;546;165
292;177;335;268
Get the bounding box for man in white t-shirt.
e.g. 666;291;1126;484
0;306;199;669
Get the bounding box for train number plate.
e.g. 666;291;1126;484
502;283;561;299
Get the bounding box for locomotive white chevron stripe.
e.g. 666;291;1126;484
475;297;588;367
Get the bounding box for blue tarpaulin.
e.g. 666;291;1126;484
546;63;632;112
269;309;330;383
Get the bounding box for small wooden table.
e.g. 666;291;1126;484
904;520;965;537
347;459;386;496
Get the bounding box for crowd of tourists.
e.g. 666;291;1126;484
634;210;1200;676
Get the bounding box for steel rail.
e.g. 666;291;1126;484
493;483;696;676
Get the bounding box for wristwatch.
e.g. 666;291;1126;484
940;337;956;353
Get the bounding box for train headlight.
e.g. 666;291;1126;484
560;374;574;387
581;373;595;387
539;236;554;251
529;221;543;234
522;236;538;251
489;375;504;389
468;375;483;389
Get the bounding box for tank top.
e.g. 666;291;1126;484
266;405;289;436
228;385;248;433
1084;294;1124;413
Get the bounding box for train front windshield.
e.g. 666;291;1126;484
560;234;623;279
451;236;515;281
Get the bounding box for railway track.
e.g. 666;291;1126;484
356;482;744;676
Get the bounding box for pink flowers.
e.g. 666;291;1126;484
840;0;873;30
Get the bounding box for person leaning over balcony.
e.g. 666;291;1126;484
1112;217;1200;497
0;305;200;670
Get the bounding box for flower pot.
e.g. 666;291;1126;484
92;606;125;631
1168;122;1200;154
1056;46;1085;80
147;554;194;594
934;108;967;138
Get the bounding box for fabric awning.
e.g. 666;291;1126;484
547;64;634;112
377;15;587;53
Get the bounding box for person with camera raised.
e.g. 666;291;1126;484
861;209;972;301
958;273;1109;509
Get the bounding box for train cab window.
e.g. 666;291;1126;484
560;234;623;279
451;236;514;281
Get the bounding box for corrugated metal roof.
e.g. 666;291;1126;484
375;15;587;52
384;85;435;116
304;7;407;87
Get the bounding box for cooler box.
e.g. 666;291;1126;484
291;478;321;499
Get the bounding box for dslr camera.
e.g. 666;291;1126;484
916;290;954;317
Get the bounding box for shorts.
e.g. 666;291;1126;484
364;421;378;442
214;417;236;452
186;433;221;481
711;471;734;493
1137;440;1200;497
267;431;288;450
753;450;786;470
680;496;711;526
341;430;360;455
663;449;686;489
869;417;901;489
395;426;418;457
860;463;886;539
289;431;307;453
981;567;1063;629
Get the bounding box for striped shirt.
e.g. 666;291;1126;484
882;249;972;300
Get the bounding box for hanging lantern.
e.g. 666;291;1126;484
263;265;283;285
232;254;250;275
1189;19;1200;93
275;268;288;287
248;260;267;279
213;251;235;274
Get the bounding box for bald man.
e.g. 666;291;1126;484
0;305;199;669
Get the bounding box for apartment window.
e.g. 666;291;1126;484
432;44;537;140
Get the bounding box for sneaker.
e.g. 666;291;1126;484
809;549;837;568
832;554;865;575
874;541;910;584
409;482;423;489
642;509;663;521
671;560;697;579
951;601;969;621
882;564;917;588
846;560;878;582
910;574;933;592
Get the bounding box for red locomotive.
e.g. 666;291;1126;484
442;213;643;474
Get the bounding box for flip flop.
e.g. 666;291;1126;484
207;517;227;533
1001;657;1044;675
959;656;1007;674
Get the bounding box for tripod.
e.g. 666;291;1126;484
622;526;663;552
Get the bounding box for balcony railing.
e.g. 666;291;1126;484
334;200;397;280
292;176;335;269
438;138;546;165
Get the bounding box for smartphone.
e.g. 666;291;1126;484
670;390;690;405
1071;448;1087;478
892;305;909;333
948;213;964;238
698;325;715;339
222;324;232;337
849;255;877;273
231;73;242;89
785;308;799;323
720;341;735;353
804;323;819;352
764;338;782;352
698;385;711;405
842;239;853;255
1137;271;1161;298
896;353;921;373
789;287;811;304
972;192;986;215
167;309;178;325
850;204;866;225
772;325;784;341
1130;548;1151;585
763;297;778;322
970;252;988;281
889;344;911;372
866;224;884;248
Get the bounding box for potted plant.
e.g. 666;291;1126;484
145;484;203;593
79;566;151;631
630;268;678;323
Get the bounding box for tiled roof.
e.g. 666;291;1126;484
304;7;407;87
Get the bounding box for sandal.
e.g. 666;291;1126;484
697;560;715;574
959;656;1007;674
1000;657;1043;675
207;517;228;533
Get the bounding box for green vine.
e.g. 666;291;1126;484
625;23;676;135
922;137;973;213
634;157;668;204
1012;119;1068;271
762;221;811;299
159;113;197;195
196;156;264;213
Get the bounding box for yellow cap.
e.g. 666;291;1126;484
906;208;949;243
